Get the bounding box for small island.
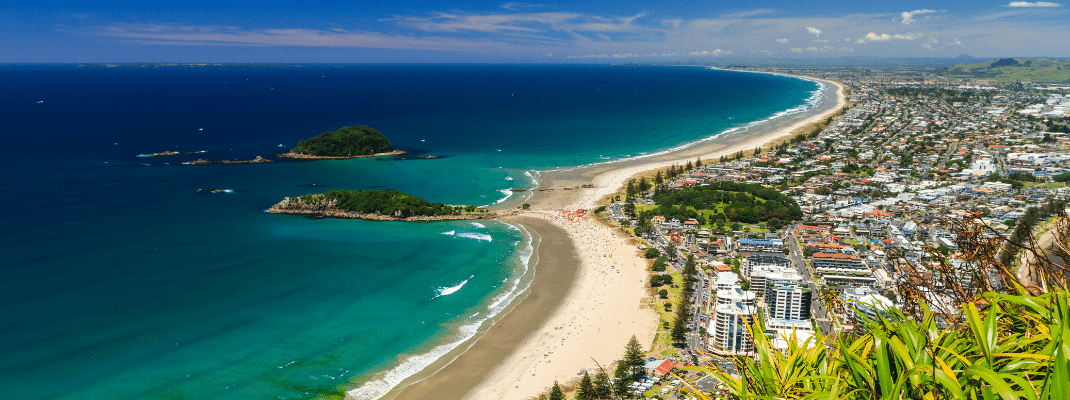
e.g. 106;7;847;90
278;125;406;160
268;189;504;221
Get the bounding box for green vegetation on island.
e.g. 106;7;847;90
270;189;493;221
300;189;481;217
290;125;395;157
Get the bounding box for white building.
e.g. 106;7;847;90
749;266;801;297
716;286;756;306
710;302;757;354
765;281;813;320
841;287;894;329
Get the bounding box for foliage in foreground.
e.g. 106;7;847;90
690;289;1070;400
676;213;1070;400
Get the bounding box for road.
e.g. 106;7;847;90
784;225;834;334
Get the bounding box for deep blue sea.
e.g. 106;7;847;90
0;64;816;399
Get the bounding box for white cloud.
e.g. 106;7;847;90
856;32;925;43
688;49;728;56
813;39;830;42
805;26;821;36
923;37;963;50
775;38;788;43
501;3;544;10
1006;1;1061;6
790;46;841;52
892;32;924;40
901;9;938;24
567;52;678;59
864;32;892;41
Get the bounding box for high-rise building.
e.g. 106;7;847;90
765;280;812;320
710;302;757;354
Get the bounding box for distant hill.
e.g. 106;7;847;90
941;58;1070;83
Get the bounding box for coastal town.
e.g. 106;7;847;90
576;68;1070;400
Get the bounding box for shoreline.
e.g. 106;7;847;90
373;215;583;400
347;68;847;400
525;69;845;210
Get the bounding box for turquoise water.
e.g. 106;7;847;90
0;65;817;399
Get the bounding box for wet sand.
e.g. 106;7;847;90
378;216;582;400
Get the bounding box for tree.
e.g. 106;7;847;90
625;179;636;199
671;312;688;342
522;203;531;210
659;289;669;298
696;157;703;168
638;177;651;193
593;370;613;399
644;247;660;258
654;170;664;186
576;372;594;399
623;335;645;377
613;362;631;397
651;257;668;272
683;254;697;285
549;381;565;400
685;160;693;170
665;243;677;261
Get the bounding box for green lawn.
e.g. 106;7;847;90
651;272;685;353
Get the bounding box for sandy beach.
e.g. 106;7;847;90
363;70;846;400
527;73;845;211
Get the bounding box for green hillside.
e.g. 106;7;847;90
941;58;1070;83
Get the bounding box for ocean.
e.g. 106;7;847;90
0;64;817;399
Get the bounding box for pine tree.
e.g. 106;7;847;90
623;335;645;377
695;157;702;168
549;381;565;400
685;160;693;170
654;170;664;186
613;362;631;397
593;370;613;399
671;311;688;342
576;372;594;399
638;177;650;193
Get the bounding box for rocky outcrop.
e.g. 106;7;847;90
188;156;272;164
268;196;511;221
276;150;406;160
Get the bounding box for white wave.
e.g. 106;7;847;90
441;230;455;236
347;222;539;400
432;275;473;299
470;222;486;229
494;189;514;205
456;232;493;242
524;170;539;187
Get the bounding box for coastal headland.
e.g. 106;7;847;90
365;71;847;400
268;190;506;222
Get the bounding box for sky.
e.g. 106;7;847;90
1;0;1069;62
